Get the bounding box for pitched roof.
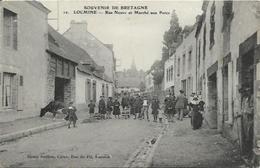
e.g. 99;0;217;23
47;25;113;83
47;25;96;65
27;1;51;14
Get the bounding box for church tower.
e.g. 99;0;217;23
131;56;137;71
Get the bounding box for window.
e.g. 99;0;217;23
102;84;105;96
170;65;173;81
166;68;169;82
92;81;96;102
210;1;216;48
19;76;23;86
2;73;13;107
188;51;192;71
3;8;17;50
177;58;180;77
182;54;186;75
106;84;109;97
222;0;233;30
198;40;201;67
203;26;206;60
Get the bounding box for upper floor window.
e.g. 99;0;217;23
210;1;215;49
170;65;173;81
177;58;180;77
3;8;18;50
182;54;186;75
222;0;233;30
188;50;192;71
203;25;206;60
198;40;201;66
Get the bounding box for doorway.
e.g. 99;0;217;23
2;72;13;108
240;50;254;157
181;79;187;96
223;65;229;121
54;77;65;102
208;72;218;128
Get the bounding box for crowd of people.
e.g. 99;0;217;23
63;90;205;130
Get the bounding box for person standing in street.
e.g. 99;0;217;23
67;101;78;129
129;95;135;116
88;100;95;119
113;97;121;119
175;90;186;121
151;96;160;122
121;92;129;110
164;94;175;122
106;97;113;119
133;94;140;119
142;96;150;121
98;96;106;120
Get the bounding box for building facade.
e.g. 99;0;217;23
48;26;113;110
174;26;197;98
164;56;174;95
170;0;260;163
0;1;50;120
63;21;116;85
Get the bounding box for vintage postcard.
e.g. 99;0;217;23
0;0;259;167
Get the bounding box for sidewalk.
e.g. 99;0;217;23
0;109;88;143
151;117;245;168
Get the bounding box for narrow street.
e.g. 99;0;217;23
0;118;162;168
0;114;245;168
152;118;244;168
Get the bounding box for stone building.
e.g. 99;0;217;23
0;1;50;121
170;0;260;163
47;26;113;109
63;21;116;85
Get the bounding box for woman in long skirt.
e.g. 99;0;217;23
190;96;203;130
113;98;121;119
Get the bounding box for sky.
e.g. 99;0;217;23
41;0;203;71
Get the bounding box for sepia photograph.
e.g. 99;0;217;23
0;0;260;167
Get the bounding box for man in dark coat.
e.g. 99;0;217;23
98;96;106;120
151;97;160;122
165;95;175;122
113;98;121;119
106;97;113;119
121;92;129;110
129;95;135;115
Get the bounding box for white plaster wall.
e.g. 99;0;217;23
0;2;49;116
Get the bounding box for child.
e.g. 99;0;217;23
88;100;95;118
67;101;78;128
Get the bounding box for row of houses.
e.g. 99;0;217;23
0;1;115;121
163;0;260;163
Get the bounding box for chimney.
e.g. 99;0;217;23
70;20;88;32
105;44;114;51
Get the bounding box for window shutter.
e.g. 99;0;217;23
19;75;23;86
